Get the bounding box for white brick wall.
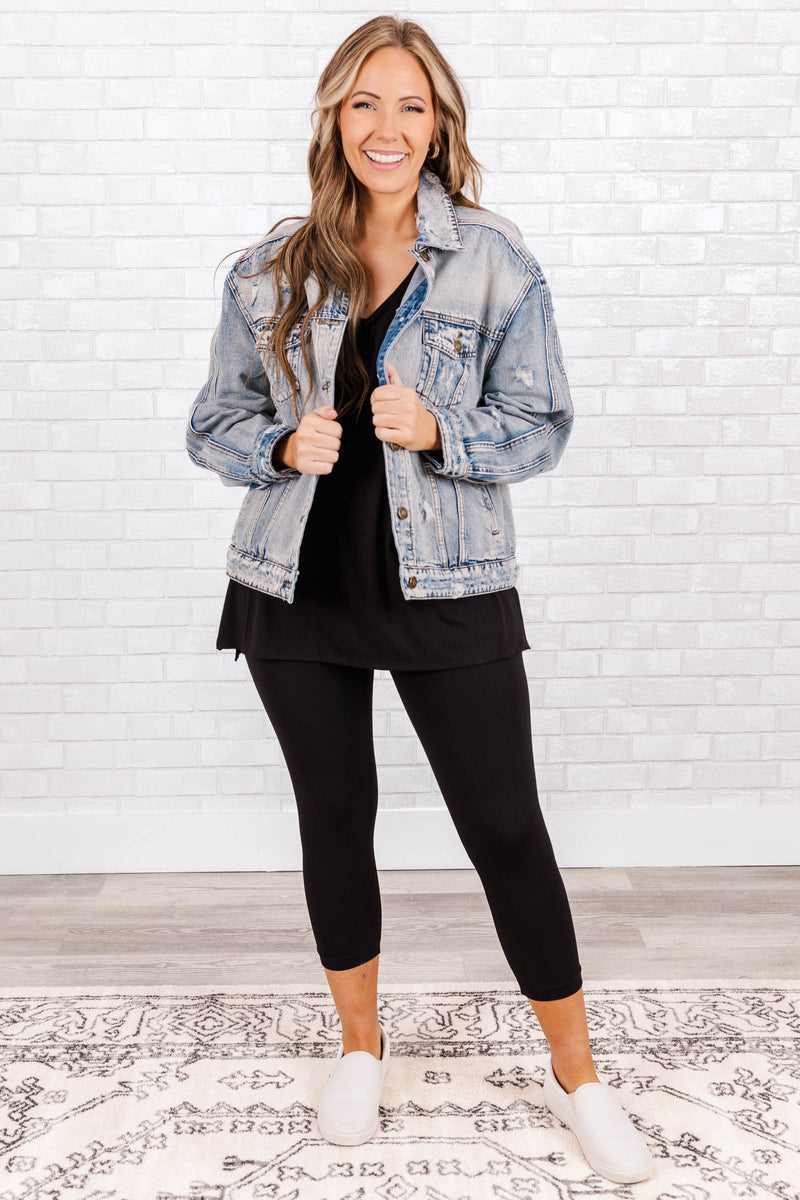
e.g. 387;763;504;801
2;0;799;870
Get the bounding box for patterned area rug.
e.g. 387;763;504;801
0;978;798;1199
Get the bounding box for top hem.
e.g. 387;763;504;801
218;641;531;672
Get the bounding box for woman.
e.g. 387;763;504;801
186;15;654;1185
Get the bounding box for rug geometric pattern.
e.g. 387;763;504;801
0;979;798;1199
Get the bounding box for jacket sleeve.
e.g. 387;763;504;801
186;265;302;487
419;269;574;484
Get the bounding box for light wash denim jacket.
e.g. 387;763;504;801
186;167;574;603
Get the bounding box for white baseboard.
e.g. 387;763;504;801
2;807;799;874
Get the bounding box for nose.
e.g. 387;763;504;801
374;110;401;142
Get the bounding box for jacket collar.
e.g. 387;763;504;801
414;167;463;252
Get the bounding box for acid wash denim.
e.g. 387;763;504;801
186;166;574;603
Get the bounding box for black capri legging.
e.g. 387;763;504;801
244;650;583;1003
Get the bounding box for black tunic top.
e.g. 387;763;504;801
216;266;530;671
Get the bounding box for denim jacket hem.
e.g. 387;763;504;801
226;542;520;604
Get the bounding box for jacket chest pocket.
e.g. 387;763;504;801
416;315;478;409
257;317;308;409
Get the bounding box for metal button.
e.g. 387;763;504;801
397;506;408;519
389;442;400;451
419;249;430;261
408;576;417;588
322;380;331;390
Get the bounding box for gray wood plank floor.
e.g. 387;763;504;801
0;867;797;986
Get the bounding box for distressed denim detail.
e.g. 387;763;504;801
186;167;574;603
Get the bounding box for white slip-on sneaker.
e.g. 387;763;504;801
317;1022;391;1146
543;1056;654;1183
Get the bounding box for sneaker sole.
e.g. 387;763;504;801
317;1111;381;1146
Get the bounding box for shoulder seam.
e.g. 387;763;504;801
453;209;544;282
234;217;306;272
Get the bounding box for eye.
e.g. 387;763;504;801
352;102;425;113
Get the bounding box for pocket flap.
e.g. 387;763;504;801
421;315;478;359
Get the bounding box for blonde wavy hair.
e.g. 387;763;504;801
221;14;488;422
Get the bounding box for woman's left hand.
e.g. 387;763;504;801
370;362;441;453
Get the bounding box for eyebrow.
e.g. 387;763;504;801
351;90;427;104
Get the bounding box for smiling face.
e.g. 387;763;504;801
338;45;436;202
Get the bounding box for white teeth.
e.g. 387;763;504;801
365;150;406;163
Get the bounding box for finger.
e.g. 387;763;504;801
386;360;403;386
309;423;341;445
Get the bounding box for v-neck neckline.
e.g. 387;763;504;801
360;265;416;323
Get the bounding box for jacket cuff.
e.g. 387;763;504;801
419;406;469;478
251;422;302;482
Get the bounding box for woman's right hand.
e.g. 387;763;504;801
276;406;342;475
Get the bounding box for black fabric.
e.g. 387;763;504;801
243;651;583;1002
216;265;530;670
